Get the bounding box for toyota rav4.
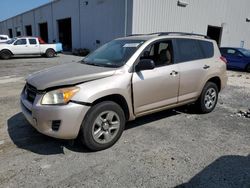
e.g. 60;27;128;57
20;32;227;151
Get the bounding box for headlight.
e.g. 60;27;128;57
41;87;80;105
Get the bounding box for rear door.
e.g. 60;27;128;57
132;39;180;115
175;38;215;102
27;38;40;54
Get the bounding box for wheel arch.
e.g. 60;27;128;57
92;94;130;121
46;48;56;53
0;49;13;55
206;76;221;92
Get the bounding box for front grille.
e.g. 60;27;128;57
25;84;37;104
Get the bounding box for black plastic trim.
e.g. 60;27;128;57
70;100;92;106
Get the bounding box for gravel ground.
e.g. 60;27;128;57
0;54;249;188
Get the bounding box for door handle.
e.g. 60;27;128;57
203;65;210;69
170;70;178;76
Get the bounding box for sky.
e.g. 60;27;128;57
0;0;51;21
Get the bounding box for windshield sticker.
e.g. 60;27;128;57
123;43;140;48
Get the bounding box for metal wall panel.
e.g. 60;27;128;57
34;4;53;43
22;11;36;36
1;0;249;49
79;0;127;50
0;0;127;50
132;0;250;48
52;0;81;49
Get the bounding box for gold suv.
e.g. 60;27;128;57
20;32;228;151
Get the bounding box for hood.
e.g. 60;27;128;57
27;62;117;90
0;43;10;48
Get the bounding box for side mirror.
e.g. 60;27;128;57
135;59;155;72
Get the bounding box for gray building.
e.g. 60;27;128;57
0;0;250;51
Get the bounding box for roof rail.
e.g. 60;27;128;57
127;34;145;37
151;32;210;39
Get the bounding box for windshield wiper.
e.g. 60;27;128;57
82;60;119;68
82;61;103;67
102;64;120;68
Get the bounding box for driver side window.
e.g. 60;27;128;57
140;40;173;67
14;39;27;45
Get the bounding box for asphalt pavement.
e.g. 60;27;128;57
0;54;249;188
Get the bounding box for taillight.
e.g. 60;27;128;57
220;56;227;64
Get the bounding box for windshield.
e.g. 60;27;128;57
238;48;250;57
6;38;17;44
83;39;145;68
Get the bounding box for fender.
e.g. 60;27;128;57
72;73;135;120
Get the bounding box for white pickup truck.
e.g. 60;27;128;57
0;37;62;59
0;35;10;43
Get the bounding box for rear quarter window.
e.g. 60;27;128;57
199;40;214;58
176;39;214;63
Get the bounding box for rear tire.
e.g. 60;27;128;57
80;101;125;151
246;64;250;73
45;49;55;58
196;82;218;114
0;50;12;60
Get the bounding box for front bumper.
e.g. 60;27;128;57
20;91;90;140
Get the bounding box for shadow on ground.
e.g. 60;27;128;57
7;112;90;155
175;155;250;188
8;111;250;187
7;108;182;155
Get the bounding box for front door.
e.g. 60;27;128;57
12;39;28;55
132;40;180;115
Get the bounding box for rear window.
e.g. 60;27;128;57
176;39;214;63
0;37;7;40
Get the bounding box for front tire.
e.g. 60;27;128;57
196;82;218;114
0;50;12;59
45;49;55;58
81;101;125;151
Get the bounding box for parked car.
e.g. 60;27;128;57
0;35;10;43
20;32;227;151
220;47;250;72
0;37;62;59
